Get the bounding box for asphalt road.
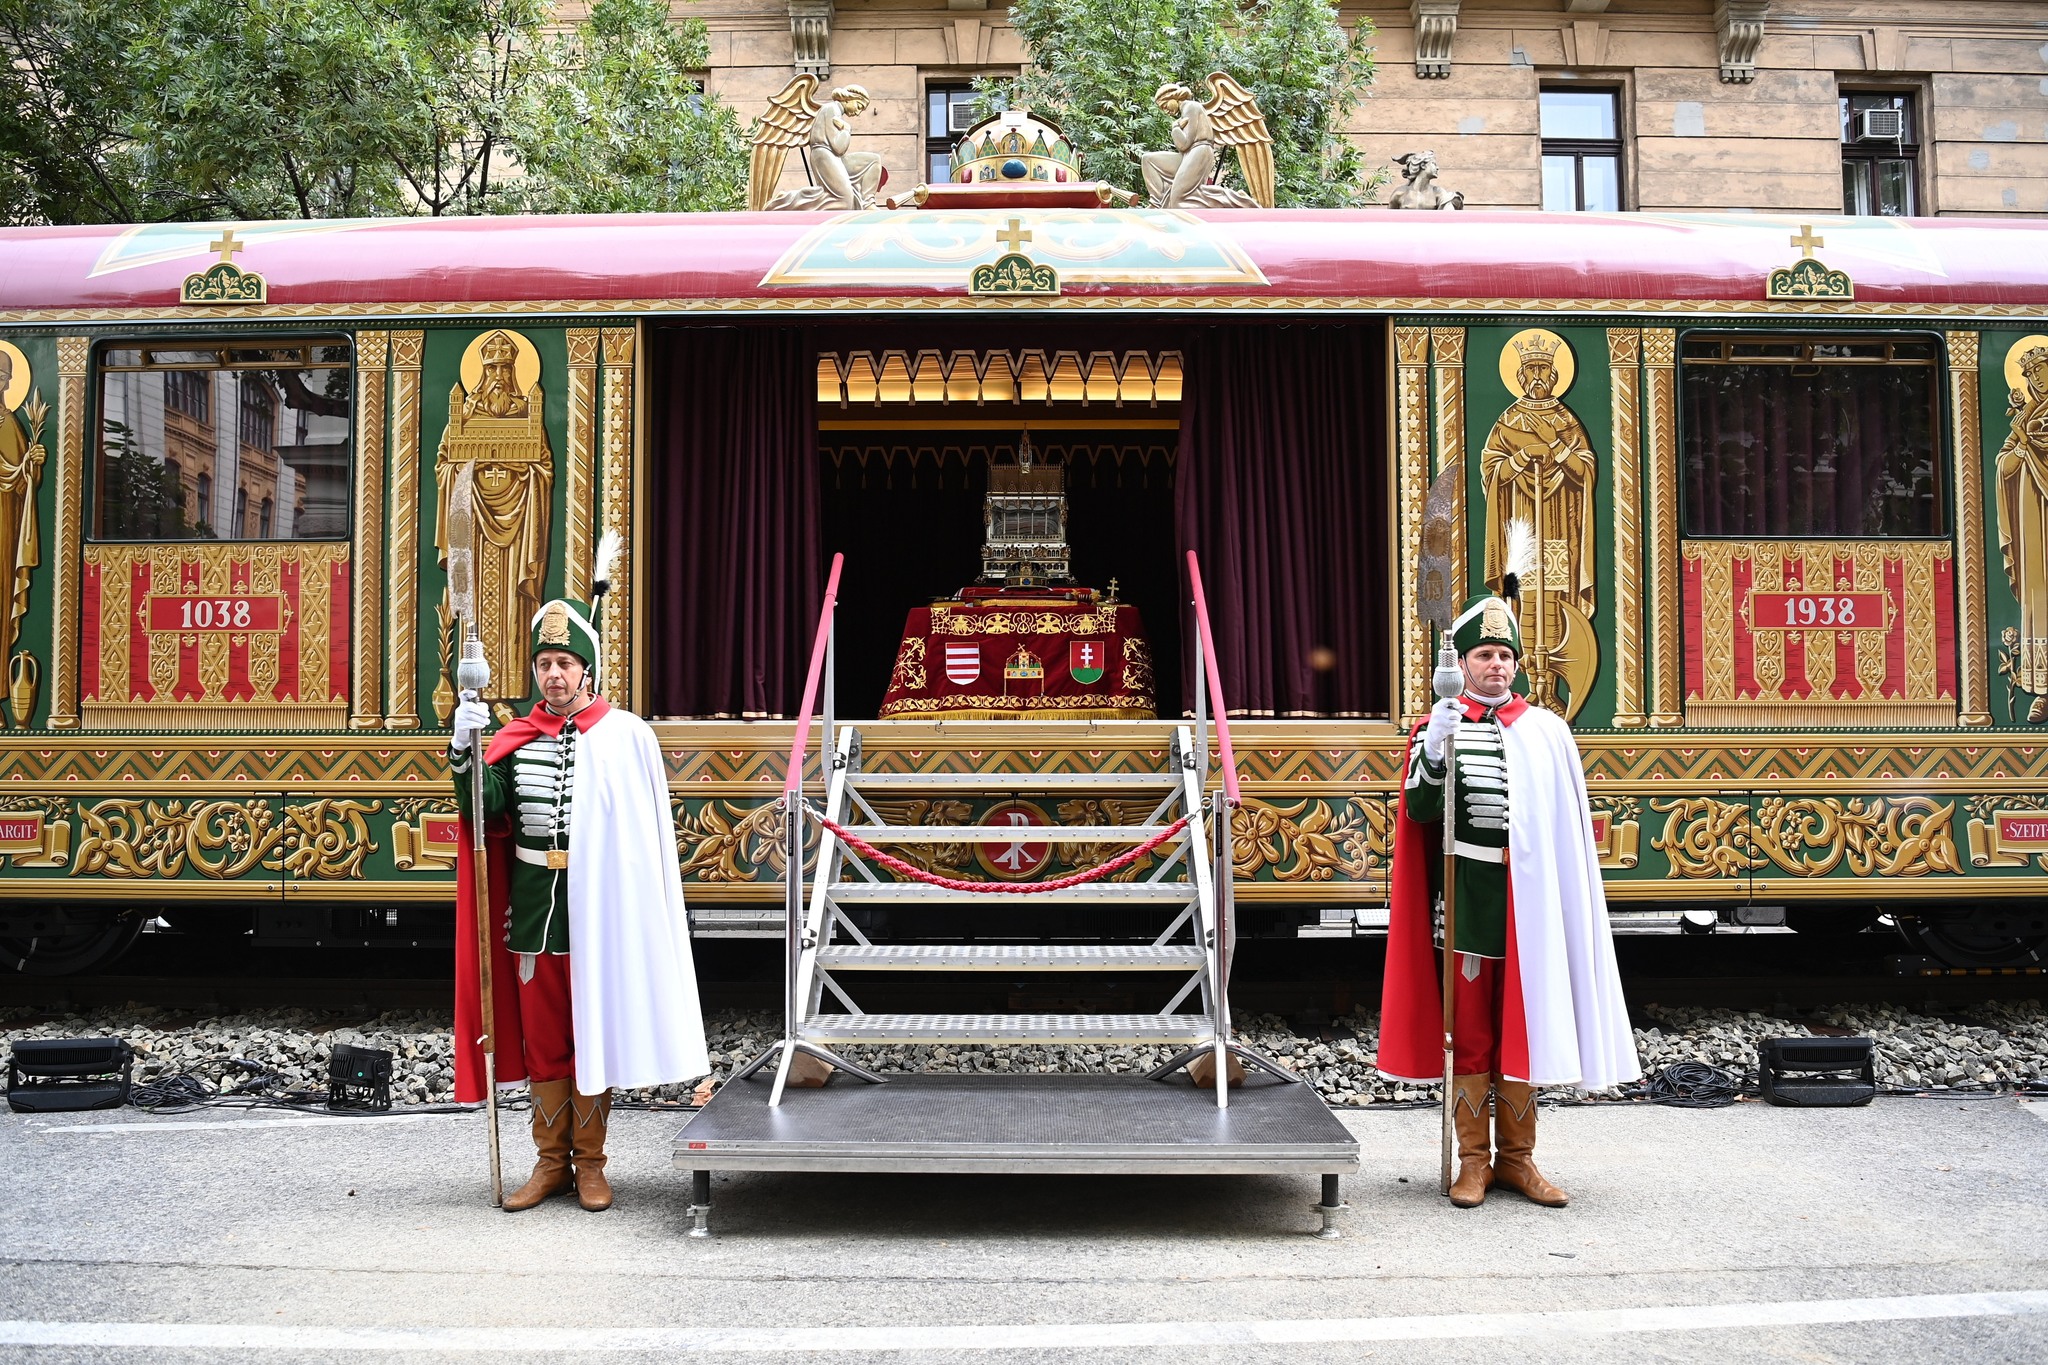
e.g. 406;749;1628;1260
2;1094;2045;1363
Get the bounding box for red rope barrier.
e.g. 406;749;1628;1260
814;813;1192;894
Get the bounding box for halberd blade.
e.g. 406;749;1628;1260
1416;459;1462;631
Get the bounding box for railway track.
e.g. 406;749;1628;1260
3;931;2040;1019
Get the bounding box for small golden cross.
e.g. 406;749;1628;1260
996;218;1032;254
1791;224;1824;259
209;229;246;265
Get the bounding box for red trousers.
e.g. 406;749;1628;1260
1451;953;1504;1075
517;952;576;1083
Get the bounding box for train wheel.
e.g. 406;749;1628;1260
0;909;147;976
1901;919;2048;969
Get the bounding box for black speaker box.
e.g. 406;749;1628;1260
1758;1035;1876;1108
7;1037;134;1113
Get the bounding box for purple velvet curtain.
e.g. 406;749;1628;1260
648;326;821;718
1174;325;1389;717
1681;363;1938;538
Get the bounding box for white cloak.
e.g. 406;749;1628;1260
1502;706;1641;1091
565;707;709;1093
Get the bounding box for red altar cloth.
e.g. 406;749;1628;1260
879;594;1155;719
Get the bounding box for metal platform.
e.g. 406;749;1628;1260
672;1071;1360;1235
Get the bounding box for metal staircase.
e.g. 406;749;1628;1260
734;552;1294;1109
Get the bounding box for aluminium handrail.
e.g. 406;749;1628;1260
784;552;845;801
1184;551;1240;806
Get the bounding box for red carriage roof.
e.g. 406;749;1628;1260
3;209;2046;314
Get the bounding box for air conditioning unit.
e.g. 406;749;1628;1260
1857;108;1905;142
947;100;981;135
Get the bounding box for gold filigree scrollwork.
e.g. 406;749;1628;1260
1588;794;1641;869
1965;794;2048;871
351;331;389;728
1053;798;1160;882
1121;635;1153;694
71;798;283;881
1642;328;1681;726
565;329;600;602
48;337;86;729
1396;325;1431;724
278;798;382;880
1608;328;1645;726
600;326;635;705
888;636;927;693
1652;794;1963;880
1231;797;1391;883
675;799;792;883
385;331;423;729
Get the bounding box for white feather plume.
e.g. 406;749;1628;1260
1502;518;1537;583
592;529;623;596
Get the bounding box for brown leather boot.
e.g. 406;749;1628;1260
570;1088;614;1212
1492;1078;1569;1206
502;1078;575;1211
1448;1074;1494;1207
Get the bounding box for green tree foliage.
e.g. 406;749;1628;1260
990;0;1378;208
502;0;746;214
0;0;745;224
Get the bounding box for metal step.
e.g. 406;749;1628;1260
827;882;1193;904
832;824;1181;843
802;1013;1214;1044
814;944;1206;972
849;772;1182;789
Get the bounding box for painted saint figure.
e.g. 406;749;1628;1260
1996;342;2048;722
0;344;44;681
451;597;708;1211
1377;589;1639;1208
1479;332;1599;718
434;331;553;701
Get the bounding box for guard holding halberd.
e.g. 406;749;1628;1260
1377;530;1639;1208
449;554;708;1213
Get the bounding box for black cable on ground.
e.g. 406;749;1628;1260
1626;1060;1756;1107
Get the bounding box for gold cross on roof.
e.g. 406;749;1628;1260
996;218;1032;254
1791;224;1824;259
208;229;246;265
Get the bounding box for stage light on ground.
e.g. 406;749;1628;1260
1759;1036;1877;1107
327;1044;393;1111
6;1038;133;1113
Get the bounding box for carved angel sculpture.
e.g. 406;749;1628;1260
747;74;885;212
1141;74;1276;210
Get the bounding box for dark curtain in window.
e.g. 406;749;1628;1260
647;326;821;718
1681;363;1939;538
1174;325;1388;717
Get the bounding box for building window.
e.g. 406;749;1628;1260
94;340;352;541
1540;88;1622;212
1679;333;1944;539
927;84;982;184
1841;92;1917;216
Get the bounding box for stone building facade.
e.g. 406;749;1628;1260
650;0;2048;216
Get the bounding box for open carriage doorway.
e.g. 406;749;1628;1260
644;320;1390;722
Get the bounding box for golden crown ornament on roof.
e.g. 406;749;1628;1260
1141;74;1276;210
748;75;885;211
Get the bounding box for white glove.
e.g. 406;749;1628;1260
452;698;491;753
1422;697;1462;762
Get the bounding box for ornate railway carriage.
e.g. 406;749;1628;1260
1;209;2045;973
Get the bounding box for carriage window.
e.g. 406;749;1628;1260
1679;334;1943;538
94;339;352;541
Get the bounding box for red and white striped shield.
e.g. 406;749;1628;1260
944;642;980;686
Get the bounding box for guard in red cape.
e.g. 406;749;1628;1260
1377;586;1638;1208
450;594;708;1212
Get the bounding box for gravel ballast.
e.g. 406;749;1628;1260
5;999;2044;1108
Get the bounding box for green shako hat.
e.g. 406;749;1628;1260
1450;590;1522;658
530;597;601;675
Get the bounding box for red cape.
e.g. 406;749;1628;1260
1375;695;1535;1084
452;697;611;1102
